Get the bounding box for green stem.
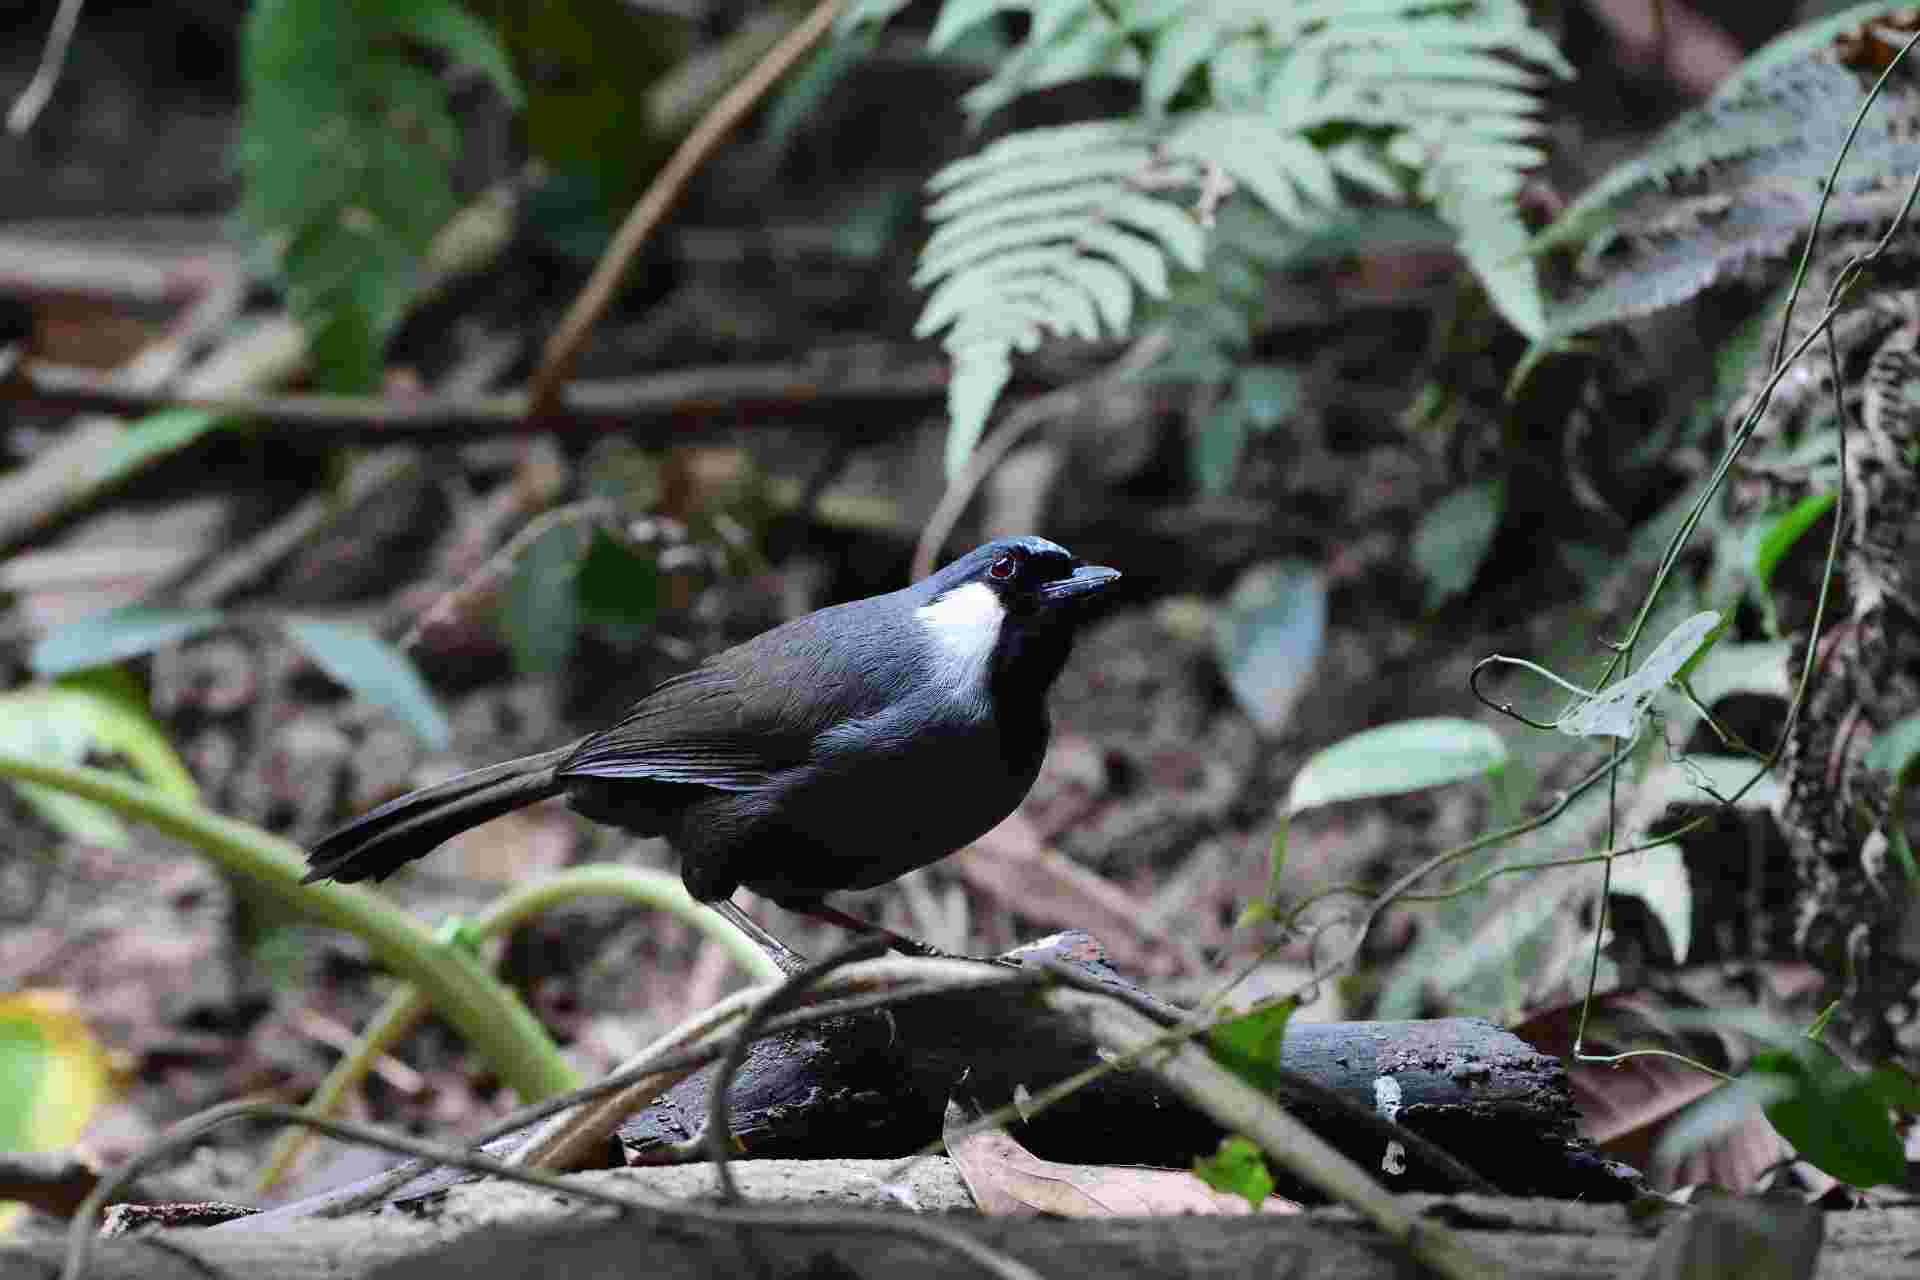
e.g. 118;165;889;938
0;754;576;1102
473;865;785;981
255;864;781;1191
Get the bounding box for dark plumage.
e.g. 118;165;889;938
305;536;1119;958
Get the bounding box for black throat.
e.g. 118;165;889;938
987;615;1079;759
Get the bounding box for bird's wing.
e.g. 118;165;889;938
557;665;788;791
556;600;907;792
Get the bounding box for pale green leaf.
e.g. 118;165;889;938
1287;717;1508;815
917;248;1085;335
500;522;583;676
1192;400;1248;495
917;215;1101;284
1412;480;1504;609
1236;364;1300;429
1214;560;1327;734
1555;612;1724;740
924;185;1133;256
1143;18;1227;112
929;120;1154;191
283;617;450;749
945;343;1014;478
1063;254;1135;333
928;0;1014;51
0;672;200;847
98;410;224;490
31;607;226;677
1864;715;1920;785
1210;34;1265;107
926;152;1152;220
1077;223;1171;295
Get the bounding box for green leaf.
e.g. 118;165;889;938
574;527;661;627
1192;1134;1274;1210
282;618;449;750
98;410;224;489
1142;17;1224;112
0;671;200;847
1753;491;1836;604
501;523;585;675
1749;1043;1905;1188
1866;713;1920;882
1287;717;1507;816
0;991;112;1166
386;0;523;107
30;607;226;677
1236;365;1301;431
1411;480;1504;610
1207;998;1297;1094
1191;399;1249;496
240;0;515;392
1865;714;1920;778
1213;560;1327;734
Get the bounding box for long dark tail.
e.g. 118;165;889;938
304;745;576;884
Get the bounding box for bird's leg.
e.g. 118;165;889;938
711;898;811;975
783;898;980;962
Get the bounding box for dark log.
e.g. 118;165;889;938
233;932;1631;1225
611;932;1632;1202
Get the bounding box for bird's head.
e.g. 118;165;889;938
914;536;1120;699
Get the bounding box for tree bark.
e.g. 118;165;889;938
7;1178;1915;1280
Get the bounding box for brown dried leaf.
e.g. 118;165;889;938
1514;992;1791;1191
942;1100;1300;1218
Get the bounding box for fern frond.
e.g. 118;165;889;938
853;0;1568;472
911;121;1212;476
238;0;519;392
1543;5;1911;254
1544;27;1920;337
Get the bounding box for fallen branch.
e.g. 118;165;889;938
525;0;849;415
5;357;951;444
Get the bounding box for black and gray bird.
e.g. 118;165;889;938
304;536;1119;964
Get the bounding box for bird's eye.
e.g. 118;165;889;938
988;554;1018;581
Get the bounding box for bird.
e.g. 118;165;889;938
304;535;1120;967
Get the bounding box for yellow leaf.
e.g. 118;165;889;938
0;991;115;1232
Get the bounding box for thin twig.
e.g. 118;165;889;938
525;0;849;416
911;329;1171;580
707;937;893;1203
7;0;86;134
397;497;613;652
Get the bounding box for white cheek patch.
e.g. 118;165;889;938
916;580;1004;696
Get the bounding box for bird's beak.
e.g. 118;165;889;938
1037;563;1121;604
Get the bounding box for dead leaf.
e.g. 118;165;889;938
942;1099;1300;1217
1514;992;1791;1191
